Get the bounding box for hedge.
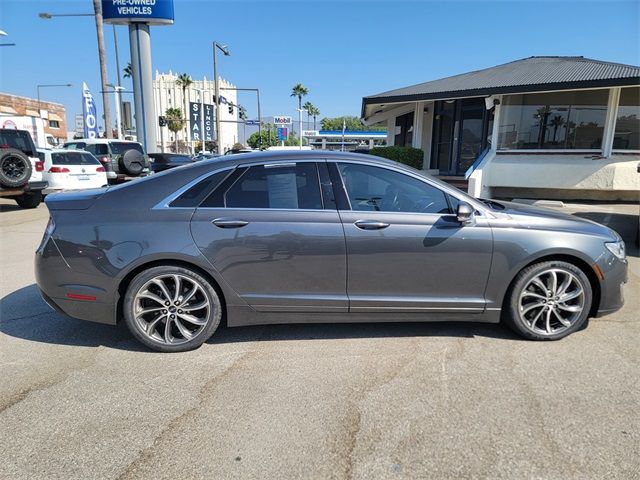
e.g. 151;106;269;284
368;146;424;170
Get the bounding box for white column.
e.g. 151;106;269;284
386;117;395;146
421;102;434;170
491;96;502;151
412;101;425;150
601;88;621;158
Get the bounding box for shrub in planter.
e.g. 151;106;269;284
369;146;424;170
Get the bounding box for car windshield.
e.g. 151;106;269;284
0;130;37;157
52;151;101;165
110;142;144;155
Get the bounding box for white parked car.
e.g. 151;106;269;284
37;149;108;195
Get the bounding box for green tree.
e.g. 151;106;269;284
123;62;132;79
247;130;278;149
308;105;320;130
320;116;385;132
165;107;185;152
291;83;309;147
175;73;193;144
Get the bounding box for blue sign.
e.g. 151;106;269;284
276;127;288;141
102;0;174;25
82;82;100;139
245;120;260;126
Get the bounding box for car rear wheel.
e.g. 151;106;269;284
0;148;32;188
123;266;222;352
504;261;592;340
15;191;42;209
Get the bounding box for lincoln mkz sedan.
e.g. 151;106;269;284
35;151;627;352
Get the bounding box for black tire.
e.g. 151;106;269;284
123;265;222;352
119;149;145;176
15;191;42;209
0;148;32;188
503;260;592;341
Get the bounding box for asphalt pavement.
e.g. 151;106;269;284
0;198;638;479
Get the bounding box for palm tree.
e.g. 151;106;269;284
303;101;314;131
165;107;185;152
175;74;193;146
291;83;309;147
309;106;320;131
123;62;132;79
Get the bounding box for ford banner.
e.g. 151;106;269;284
82;82;100;139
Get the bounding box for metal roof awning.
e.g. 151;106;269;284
362;56;640;120
48;113;63;122
25;109;39;117
0;106;18;114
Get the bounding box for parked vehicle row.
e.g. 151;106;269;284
0;128;47;208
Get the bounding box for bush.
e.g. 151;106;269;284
369;146;424;170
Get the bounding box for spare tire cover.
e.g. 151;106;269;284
120;149;145;176
0;148;33;188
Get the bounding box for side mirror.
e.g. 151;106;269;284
456;202;474;224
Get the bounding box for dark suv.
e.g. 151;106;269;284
62;139;150;183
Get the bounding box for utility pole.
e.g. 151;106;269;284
93;0;113;138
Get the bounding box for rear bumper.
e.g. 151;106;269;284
35;237;117;325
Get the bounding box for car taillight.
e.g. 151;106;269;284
49;166;70;173
35;161;44;172
100;156;110;164
96;166;105;172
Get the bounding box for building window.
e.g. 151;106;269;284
613;87;639;150
49;120;60;129
394;112;414;147
498;90;609;150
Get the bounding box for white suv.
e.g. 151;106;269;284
62;138;150;183
37;149;108;194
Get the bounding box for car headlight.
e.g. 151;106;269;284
605;240;626;261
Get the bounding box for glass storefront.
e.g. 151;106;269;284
613;87;640;150
498;90;609;150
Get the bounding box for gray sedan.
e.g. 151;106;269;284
35;151;627;352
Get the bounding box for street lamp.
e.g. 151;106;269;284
107;84;126;138
37;83;72;118
213;41;230;154
39;7;114;138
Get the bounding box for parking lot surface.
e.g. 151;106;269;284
1;199;638;479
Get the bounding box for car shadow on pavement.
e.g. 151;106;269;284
1;284;522;351
0;203;26;213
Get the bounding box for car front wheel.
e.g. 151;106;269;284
505;261;592;340
123;266;222;352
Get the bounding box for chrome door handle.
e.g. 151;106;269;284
212;218;249;228
354;220;390;230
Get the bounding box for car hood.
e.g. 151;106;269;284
488;200;618;240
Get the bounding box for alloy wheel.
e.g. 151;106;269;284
518;268;585;336
2;156;26;179
133;273;211;345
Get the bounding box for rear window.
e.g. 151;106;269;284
110;142;144;155
63;142;87;150
0;130;37;157
51;151;101;165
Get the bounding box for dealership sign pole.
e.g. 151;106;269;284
101;0;174;153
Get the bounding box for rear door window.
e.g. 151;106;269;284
51;152;101;165
0;130;37;156
110;142;144;155
223;163;323;210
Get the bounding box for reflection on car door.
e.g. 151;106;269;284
333;162;493;313
190;161;348;312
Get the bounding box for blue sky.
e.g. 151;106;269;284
1;0;639;131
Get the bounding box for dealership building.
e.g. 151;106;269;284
361;56;639;200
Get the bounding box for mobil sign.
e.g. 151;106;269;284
273;116;292;125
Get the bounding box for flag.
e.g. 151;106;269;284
82;82;100;139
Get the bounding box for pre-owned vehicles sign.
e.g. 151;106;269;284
102;0;175;25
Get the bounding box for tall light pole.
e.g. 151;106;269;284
38;8;113;138
213;41;230;154
107;84;125;138
37;83;72;118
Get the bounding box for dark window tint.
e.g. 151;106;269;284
63;142;87;150
337;163;450;214
614;87;639;150
86;144;109;155
170;170;231;208
37;151;45;161
110;142;144;155
52;152;101;165
0;130;37;156
225;163;322;209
